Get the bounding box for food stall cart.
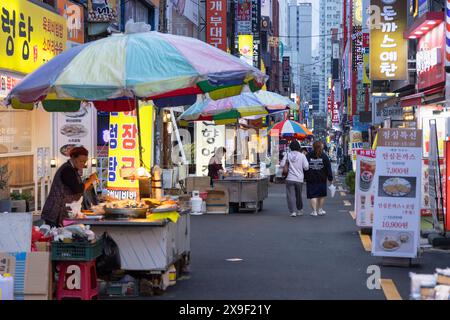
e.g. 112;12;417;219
213;165;269;213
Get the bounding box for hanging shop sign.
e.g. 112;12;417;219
107;111;140;200
206;0;227;51
372;128;422;258
236;0;252;34
238;34;253;66
0;0;67;75
353;0;363;26
56;0;84;46
195;122;225;176
251;0;261;69
87;0;119;23
416;22;445;90
55;102;95;171
355;149;376;228
369;0;408;80
282;56;290;89
352;26;364;71
332;102;340;125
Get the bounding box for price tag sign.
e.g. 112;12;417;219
372;129;422;258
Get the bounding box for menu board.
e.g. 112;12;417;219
55;102;95;170
355;149;376;228
195;122;225;176
372;129;422;258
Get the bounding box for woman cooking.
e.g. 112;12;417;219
41;146;98;227
208;147;227;185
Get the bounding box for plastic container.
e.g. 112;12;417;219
191;191;203;215
51;238;104;261
168;265;177;286
0;274;14;300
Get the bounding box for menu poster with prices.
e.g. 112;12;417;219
372;128;422;258
355;149;376;228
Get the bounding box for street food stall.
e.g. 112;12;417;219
214;164;269;213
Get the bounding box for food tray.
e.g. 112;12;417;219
104;207;148;219
51;238;104;261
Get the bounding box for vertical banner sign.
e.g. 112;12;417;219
369;0;408;80
195;122;226;176
332;102;341;125
372;129;422;258
428;121;443;232
282;57;290;89
355;149;376;228
107;112;140;200
0;0;67;74
236;0;252;34
446;0;450;66
206;0;227;51
55;103;95;171
251;0;261;69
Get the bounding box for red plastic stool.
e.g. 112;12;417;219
56;260;99;300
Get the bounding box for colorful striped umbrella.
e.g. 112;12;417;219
178;91;297;124
5;31;266;111
268;120;313;138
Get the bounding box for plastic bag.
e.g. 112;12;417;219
96;232;121;277
329;184;336;198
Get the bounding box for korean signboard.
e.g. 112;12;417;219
206;0;227;51
195;122;225;176
332;102;340;125
355;149;376;228
55;102;95;172
372;129;422;258
238;34;253;66
369;0;408;80
88;0;118;23
416;22;445;90
0;0;67;75
282;56;290;89
107;111;140;200
56;0;84;46
251;0;261;69
236;0;252;34
0;74;21;98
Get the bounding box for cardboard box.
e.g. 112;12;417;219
35;242;50;252
206;189;229;214
0;252;52;300
185;176;211;193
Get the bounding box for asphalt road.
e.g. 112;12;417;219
143;173;450;300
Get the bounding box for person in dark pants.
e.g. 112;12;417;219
208;147;226;186
305;141;333;216
280;140;309;217
41;147;98;228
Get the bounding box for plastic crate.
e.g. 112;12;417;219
51;238;104;261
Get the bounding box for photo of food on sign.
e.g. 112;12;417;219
378;176;416;198
374;230;415;254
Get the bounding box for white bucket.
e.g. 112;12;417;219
0;274;14;300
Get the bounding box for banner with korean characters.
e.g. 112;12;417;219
355;149;376;228
0;0;67;74
54;102;95;173
369;0;408;80
206;0;227;51
107;111;140;200
372;128;422;258
195;122;225;176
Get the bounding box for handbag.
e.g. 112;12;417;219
282;157;289;178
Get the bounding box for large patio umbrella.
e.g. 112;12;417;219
268;119;313;139
5;30;267;111
178;91;297;125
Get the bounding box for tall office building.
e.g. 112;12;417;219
319;0;342;113
286;1;312;104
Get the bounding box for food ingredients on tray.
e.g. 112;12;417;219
105;200;147;209
60;124;88;138
382;177;411;197
382;239;400;250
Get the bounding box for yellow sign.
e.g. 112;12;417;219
363;54;370;84
369;0;407;80
261;59;267;91
0;0;67;74
353;0;363;26
238;34;253;66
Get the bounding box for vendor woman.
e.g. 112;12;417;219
41;146;98;227
208;147;226;183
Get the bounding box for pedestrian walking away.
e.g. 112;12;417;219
280;140;309;217
305;141;333;217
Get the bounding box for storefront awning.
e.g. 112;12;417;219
400;85;445;107
400;92;422;107
403;11;444;39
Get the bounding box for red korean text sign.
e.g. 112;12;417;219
206;0;227;52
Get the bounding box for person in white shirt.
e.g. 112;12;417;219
280;140;310;217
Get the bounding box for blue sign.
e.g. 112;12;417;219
352;115;370;131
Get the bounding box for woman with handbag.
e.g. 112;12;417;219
280;140;309;217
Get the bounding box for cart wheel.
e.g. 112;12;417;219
258;201;263;212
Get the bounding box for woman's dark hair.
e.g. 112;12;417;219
69;146;89;158
289;140;301;152
218;147;227;154
313;141;323;158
